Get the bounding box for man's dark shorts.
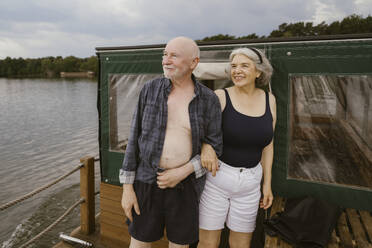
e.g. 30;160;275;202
128;175;199;245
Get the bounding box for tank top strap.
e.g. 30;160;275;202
223;88;233;109
265;91;272;119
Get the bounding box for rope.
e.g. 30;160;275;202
18;197;85;248
0;164;83;211
19;191;100;248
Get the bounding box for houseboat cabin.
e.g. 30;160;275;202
95;34;372;247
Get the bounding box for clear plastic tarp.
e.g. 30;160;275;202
109;74;162;152
288;75;372;189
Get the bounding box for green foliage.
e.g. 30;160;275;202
270;14;372;37
0;55;98;78
198;34;236;42
1;14;371;78
80;56;98;75
199;14;372;41
197;33;260;42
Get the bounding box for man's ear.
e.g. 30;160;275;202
190;57;200;70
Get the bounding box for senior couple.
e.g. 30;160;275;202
119;36;276;248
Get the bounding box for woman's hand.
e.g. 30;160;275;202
260;183;273;209
201;143;219;176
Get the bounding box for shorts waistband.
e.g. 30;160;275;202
218;160;261;173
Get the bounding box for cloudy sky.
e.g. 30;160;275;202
1;0;371;59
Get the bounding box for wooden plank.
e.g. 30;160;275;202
276;198;291;248
100;182;123;201
328;230;340;248
279;239;292;248
53;241;75;248
265;234;278;248
265;197;285;248
337;211;354;248
271;196;284;216
100;236;127;248
101;210;127;229
101;219;168;248
346;208;370;248
101;196;125;216
80;156;96;234
360;210;372;242
101;221;130;246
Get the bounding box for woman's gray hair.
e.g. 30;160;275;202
229;47;273;87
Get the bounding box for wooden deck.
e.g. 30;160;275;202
100;183;168;248
265;197;372;248
54;183;372;248
54;182;168;248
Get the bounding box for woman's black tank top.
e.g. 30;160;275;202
219;89;273;168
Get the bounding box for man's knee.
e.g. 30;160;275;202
129;237;152;248
169;241;189;248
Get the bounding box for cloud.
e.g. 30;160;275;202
0;0;371;59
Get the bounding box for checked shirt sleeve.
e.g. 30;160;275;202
189;92;222;179
204;93;223;157
119;87;146;184
190;155;207;178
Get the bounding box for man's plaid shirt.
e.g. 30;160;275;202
119;75;222;200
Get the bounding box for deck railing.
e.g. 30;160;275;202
0;156;99;247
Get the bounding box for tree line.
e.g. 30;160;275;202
1;14;371;78
0;56;97;78
198;14;372;41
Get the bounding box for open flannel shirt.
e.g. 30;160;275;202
119;75;222;199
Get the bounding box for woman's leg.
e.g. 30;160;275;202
228;231;253;248
197;229;222;248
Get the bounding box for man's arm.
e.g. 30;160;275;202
119;84;147;183
198;93;222;176
189;93;222;177
204;93;223;156
119;86;146;221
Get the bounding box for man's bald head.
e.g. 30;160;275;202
162;36;200;81
166;36;200;59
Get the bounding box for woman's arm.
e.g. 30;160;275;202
260;92;276;209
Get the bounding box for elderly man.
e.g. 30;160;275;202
119;36;222;248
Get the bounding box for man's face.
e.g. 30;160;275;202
162;40;193;80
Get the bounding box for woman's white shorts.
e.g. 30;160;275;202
199;160;262;233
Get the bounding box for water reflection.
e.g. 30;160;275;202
0;78;99;247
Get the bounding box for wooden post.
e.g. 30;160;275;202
80;156;95;234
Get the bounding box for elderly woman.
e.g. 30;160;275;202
198;48;276;248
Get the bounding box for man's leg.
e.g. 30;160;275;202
164;176;199;245
129;237;152;248
169;241;189;248
128;181;165;244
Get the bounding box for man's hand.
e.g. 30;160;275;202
201;143;219;176
260;183;273;209
121;184;140;222
157;166;188;189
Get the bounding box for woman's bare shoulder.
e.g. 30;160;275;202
214;88;226;111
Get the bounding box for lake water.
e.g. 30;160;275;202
0;78;99;247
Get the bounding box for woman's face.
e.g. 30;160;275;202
230;54;261;87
